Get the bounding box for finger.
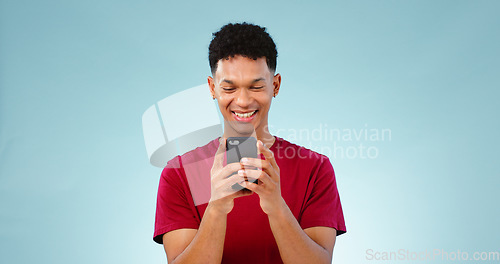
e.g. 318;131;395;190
214;174;252;197
240;157;264;170
240;157;274;176
213;162;242;182
239;180;260;193
211;137;226;174
226;187;254;199
220;172;246;187
210;187;252;202
212;174;244;196
257;140;279;172
238;168;272;186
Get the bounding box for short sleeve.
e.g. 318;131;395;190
299;157;346;236
153;156;200;244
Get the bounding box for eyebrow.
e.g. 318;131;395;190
221;78;266;84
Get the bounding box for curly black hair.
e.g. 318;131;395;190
208;22;278;75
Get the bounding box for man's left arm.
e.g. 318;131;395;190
268;200;336;264
239;140;338;264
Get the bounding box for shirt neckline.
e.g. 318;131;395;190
214;135;280;150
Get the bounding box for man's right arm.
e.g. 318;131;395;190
162;204;227;264
161;138;251;263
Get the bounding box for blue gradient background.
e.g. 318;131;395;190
1;0;499;263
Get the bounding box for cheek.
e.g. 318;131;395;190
217;97;231;112
218;90;234;100
218;93;229;101
258;97;273;108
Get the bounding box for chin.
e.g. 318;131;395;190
235;127;256;136
228;123;256;136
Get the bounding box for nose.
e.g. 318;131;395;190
234;88;252;108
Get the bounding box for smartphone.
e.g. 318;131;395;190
226;137;258;190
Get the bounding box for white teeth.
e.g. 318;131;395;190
234;111;256;118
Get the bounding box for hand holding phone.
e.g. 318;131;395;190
209;137;254;214
226;137;259;191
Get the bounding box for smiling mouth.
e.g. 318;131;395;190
232;110;257;118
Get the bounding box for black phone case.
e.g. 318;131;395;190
226;137;258;190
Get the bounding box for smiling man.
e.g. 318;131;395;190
154;22;346;263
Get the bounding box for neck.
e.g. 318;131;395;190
222;123;275;149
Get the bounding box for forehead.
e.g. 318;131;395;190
215;55;270;83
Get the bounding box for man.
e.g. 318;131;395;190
154;22;346;263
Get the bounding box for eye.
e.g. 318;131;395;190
250;86;264;90
222;87;235;92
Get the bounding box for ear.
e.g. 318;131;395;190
208;76;216;99
272;73;281;97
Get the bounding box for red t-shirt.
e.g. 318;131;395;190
154;136;346;263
